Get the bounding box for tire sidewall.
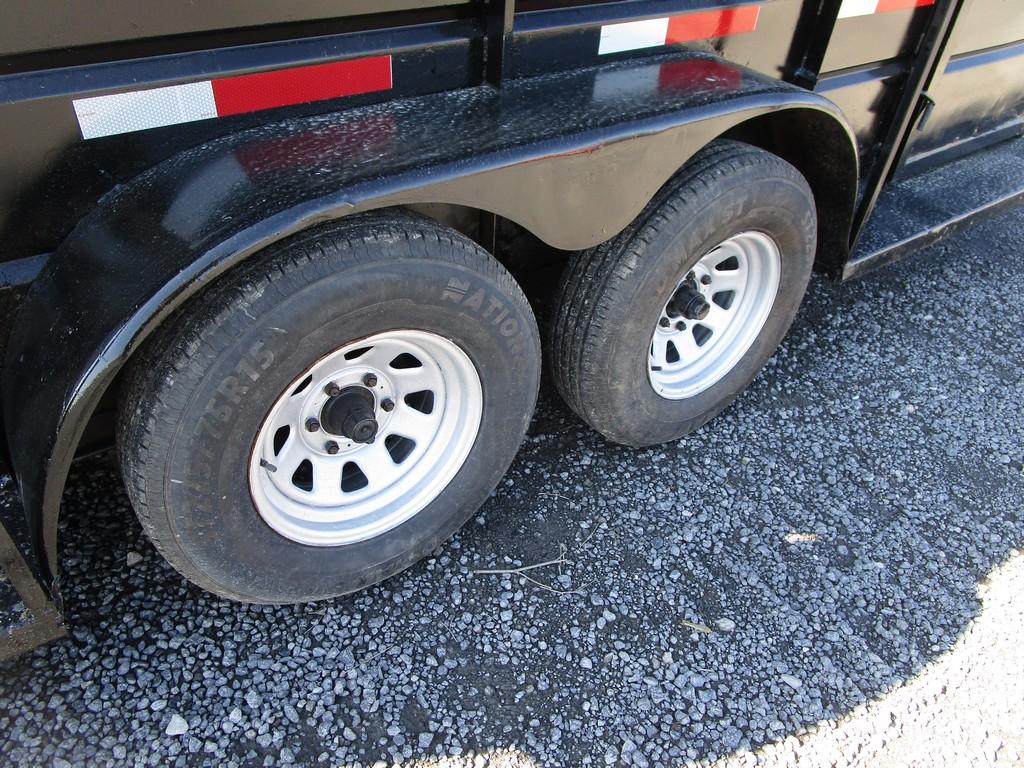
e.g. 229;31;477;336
595;169;816;445
163;252;538;602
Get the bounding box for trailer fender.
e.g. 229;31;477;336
3;51;857;588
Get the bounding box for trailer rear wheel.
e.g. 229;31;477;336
550;141;817;446
118;211;540;603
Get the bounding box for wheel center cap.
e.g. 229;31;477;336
667;284;710;321
320;386;378;443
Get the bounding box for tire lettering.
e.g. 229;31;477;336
442;278;470;303
443;276;527;355
500;318;519;337
217;375;245;406
240;340;275;378
483;295;504;319
213;402;234;423
462;288;485;311
198;334;278;441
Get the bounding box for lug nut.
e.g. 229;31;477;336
675;321;686;331
305;418;320;432
324;382;341;397
324;440;340;455
381;398;395;412
700;274;712;285
363;374;378;388
659;317;671;328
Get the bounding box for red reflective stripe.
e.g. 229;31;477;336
665;6;760;44
211;56;392;117
875;0;934;11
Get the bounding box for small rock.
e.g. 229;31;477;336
715;618;737;632
165;714;189;736
780;674;802;691
126;551;143;567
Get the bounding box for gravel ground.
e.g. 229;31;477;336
1;206;1023;768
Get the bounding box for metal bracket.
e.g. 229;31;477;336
915;92;937;131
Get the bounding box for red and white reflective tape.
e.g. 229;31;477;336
72;55;392;140
598;6;760;55
838;0;934;18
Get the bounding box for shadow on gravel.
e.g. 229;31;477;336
2;210;1023;767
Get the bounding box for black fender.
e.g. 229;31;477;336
2;51;858;591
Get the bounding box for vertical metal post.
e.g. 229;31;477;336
484;0;516;87
783;0;843;90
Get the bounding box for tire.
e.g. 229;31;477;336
118;211;540;603
550;141;816;447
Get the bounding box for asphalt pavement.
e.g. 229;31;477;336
1;205;1022;768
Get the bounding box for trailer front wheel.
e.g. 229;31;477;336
118;212;540;603
550;141;817;446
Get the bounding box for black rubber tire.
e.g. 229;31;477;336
550;141;817;447
117;211;540;603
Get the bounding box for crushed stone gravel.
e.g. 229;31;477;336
1;207;1023;767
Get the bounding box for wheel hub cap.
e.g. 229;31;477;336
320;387;378;443
667;284;711;320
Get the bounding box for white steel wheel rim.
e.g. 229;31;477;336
248;330;483;546
648;231;781;400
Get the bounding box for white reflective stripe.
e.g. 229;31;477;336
837;0;881;18
598;17;670;55
72;81;217;140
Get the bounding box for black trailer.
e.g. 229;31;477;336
1;0;1021;656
